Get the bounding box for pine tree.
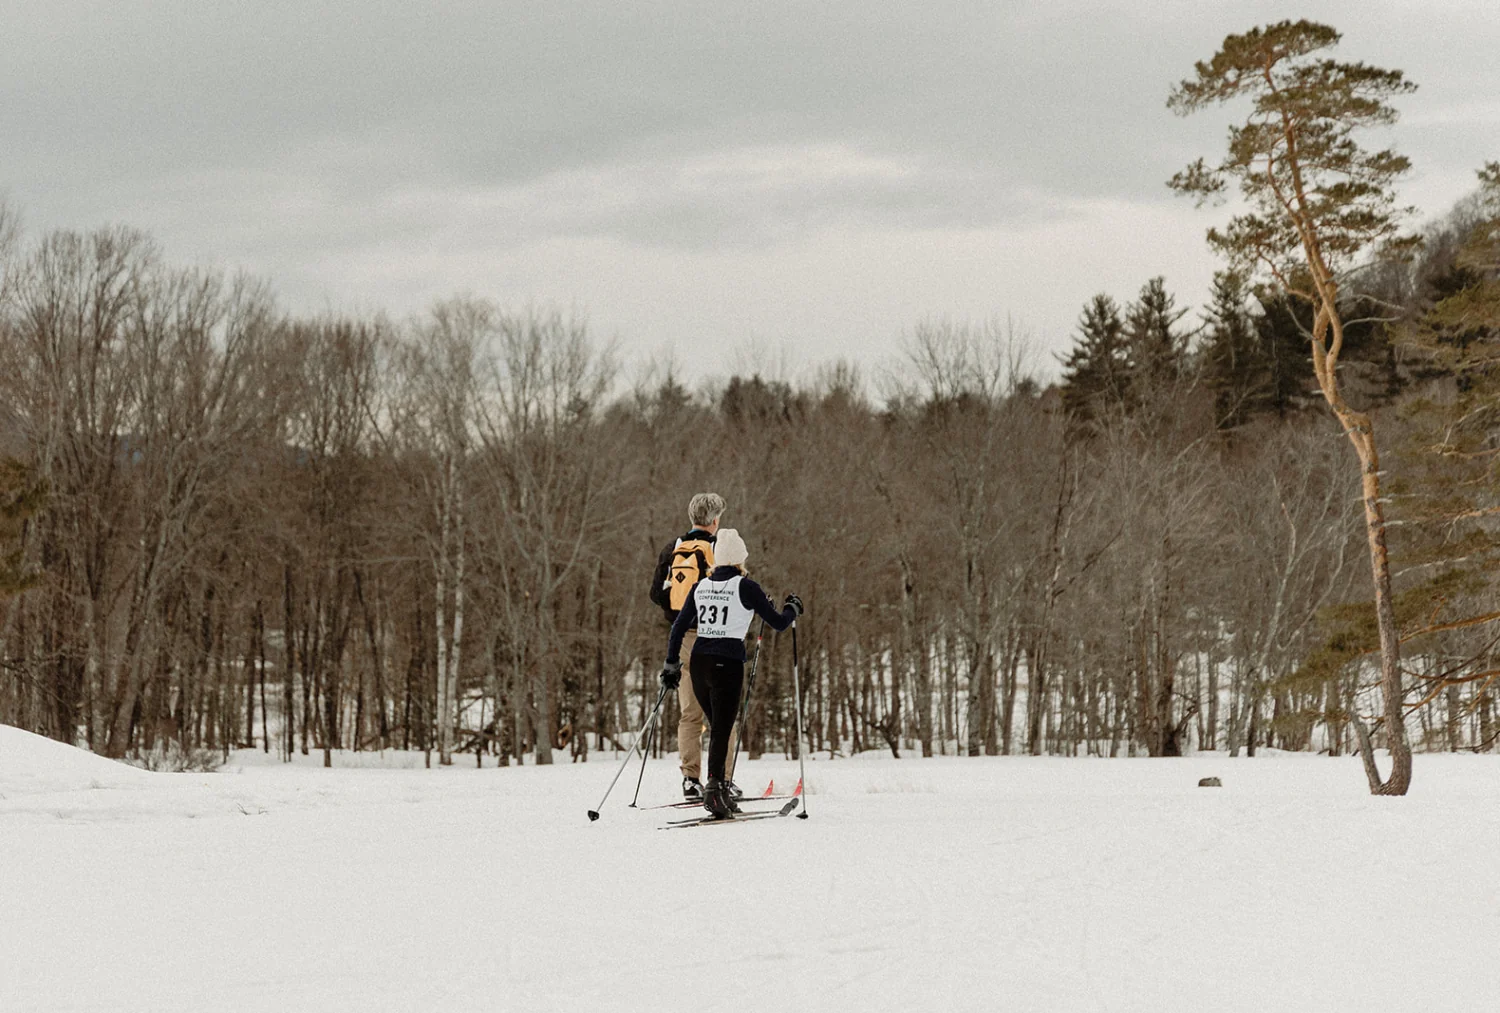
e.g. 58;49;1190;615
0;458;44;597
722;374;802;426
1200;271;1263;428
1125;277;1192;390
1170;20;1420;794
1252;289;1319;418
1058;293;1128;423
1423;259;1490;371
1364;168;1500;726
1420;163;1500;369
1395;162;1500;579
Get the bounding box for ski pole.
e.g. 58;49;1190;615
790;621;809;819
628;717;656;808
588;682;668;822
728;617;767;781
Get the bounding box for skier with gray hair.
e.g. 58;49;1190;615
648;492;741;800
660;527;802;819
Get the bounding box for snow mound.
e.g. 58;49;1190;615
0;723;150;797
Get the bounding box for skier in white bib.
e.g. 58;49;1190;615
660;528;802;819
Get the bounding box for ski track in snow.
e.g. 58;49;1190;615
3;725;1499;1012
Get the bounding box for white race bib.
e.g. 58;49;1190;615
694;575;753;640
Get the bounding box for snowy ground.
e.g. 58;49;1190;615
4;727;1499;1012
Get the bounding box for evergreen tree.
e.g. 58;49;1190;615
1417;163;1500;373
0;458;44;597
722;374;802;426
1124;277;1192;400
1058;293;1128;423
1170;20;1420;794
1200;270;1262;428
1252;289;1319;418
1397;163;1500;549
1425;260;1489;358
1363;168;1500;732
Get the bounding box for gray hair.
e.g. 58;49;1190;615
688;492;725;527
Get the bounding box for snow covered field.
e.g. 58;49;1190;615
4;725;1499;1012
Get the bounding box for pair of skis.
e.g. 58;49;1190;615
662;794;802;830
638;793;795;812
636;777;798;812
655;778;802;829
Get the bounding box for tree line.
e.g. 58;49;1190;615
1;22;1498;781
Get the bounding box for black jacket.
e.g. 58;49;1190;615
667;565;797;664
648;526;716;623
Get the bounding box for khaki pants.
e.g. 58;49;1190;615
677;631;739;781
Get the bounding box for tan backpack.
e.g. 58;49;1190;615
667;536;715;612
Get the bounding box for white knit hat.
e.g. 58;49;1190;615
714;528;749;567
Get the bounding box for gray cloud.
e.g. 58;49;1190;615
3;0;1497;374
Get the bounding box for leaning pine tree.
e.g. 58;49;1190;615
1168;20;1419;794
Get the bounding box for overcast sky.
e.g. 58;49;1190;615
4;0;1496;385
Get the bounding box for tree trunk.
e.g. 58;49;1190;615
448;508;465;760
1205;653;1219;751
283;566;296;760
245;604;259;749
434;470;454;765
1344;420;1412;795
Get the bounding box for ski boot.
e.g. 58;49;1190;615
702;777;737;819
682;777;704;801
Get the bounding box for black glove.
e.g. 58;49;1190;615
660;660;682;690
785;593;804;617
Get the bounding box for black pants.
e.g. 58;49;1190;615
689;653;744;782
